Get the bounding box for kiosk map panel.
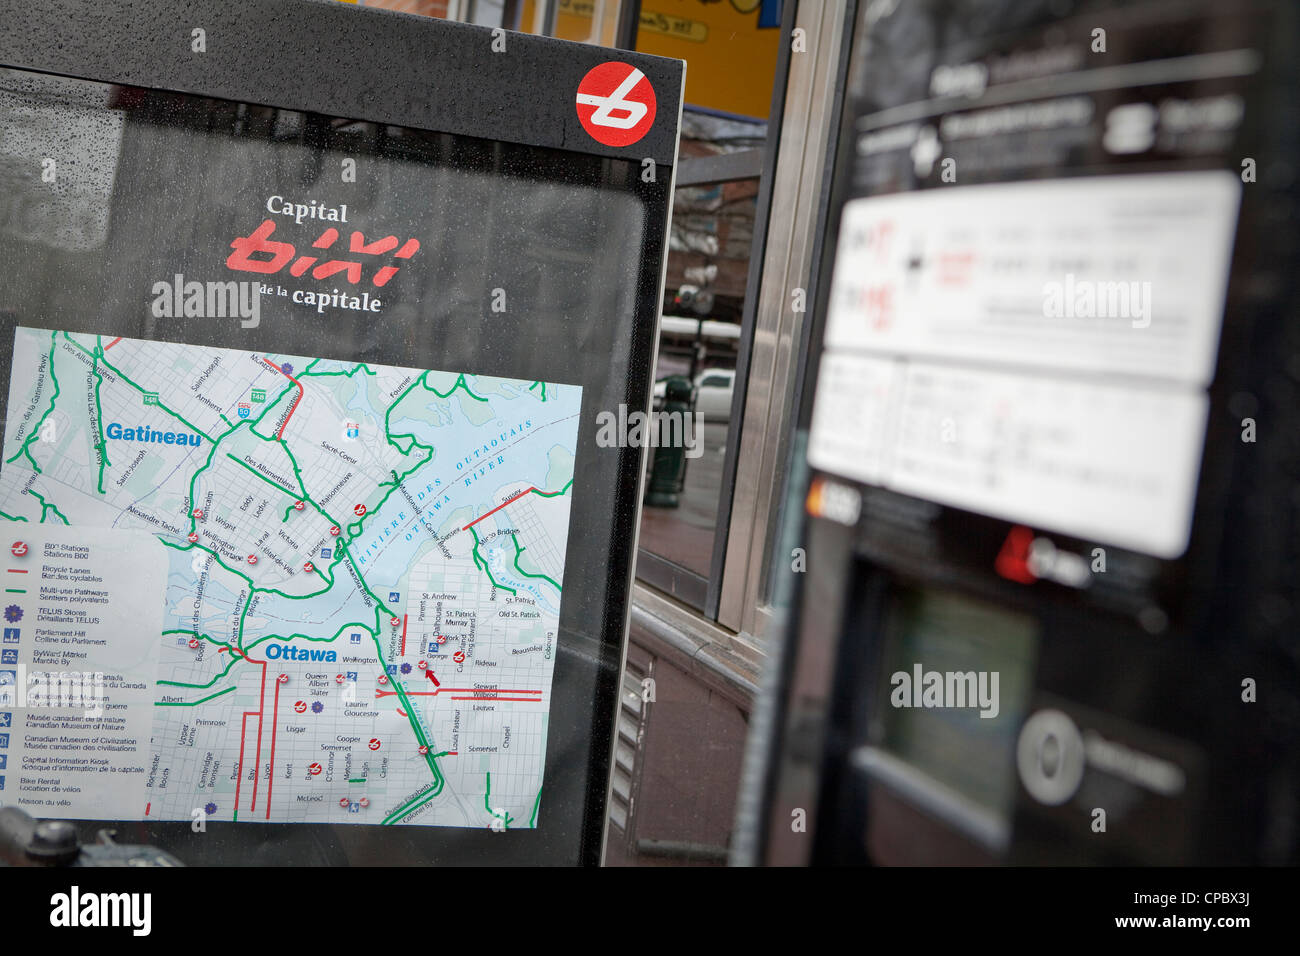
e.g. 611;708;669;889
0;0;683;864
1;328;580;828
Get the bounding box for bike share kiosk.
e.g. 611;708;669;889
744;0;1299;865
0;0;681;866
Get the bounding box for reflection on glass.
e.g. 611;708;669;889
636;142;760;581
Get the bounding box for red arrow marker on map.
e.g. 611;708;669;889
425;670;440;687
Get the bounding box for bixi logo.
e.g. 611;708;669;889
576;62;657;147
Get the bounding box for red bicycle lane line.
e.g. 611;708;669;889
376;686;542;697
227;643;268;818
462;486;536;531
248;653;267;813
265;672;283;820
261;358;305;439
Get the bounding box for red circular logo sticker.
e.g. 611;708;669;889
576;62;656;148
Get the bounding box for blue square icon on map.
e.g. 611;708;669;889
0;734;9;748
0;754;6;769
347;801;360;813
386;664;398;676
0;670;14;687
321;548;332;559
346;671;357;682
2;628;18;644
388;591;400;603
0;650;16;665
350;632;361;645
0;712;9;727
0;776;6;790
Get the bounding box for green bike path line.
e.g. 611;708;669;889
484;772;514;829
154;685;238;707
5;330;60;471
63;332;217;445
91;336;112;494
509;534;561;591
469;526;517;596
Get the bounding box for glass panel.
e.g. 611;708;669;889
636;152;758;581
515;0;622;44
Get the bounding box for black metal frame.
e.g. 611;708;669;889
0;0;683;867
751;0;1300;866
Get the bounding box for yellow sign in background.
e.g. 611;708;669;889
521;0;782;119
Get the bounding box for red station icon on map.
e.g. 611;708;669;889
308;763;322;776
335;674;346;684
353;504;366;517
339;797;350;808
278;673;289;684
192;508;203;519
418;745;429;755
303;562;314;573
390;616;400;627
187;532;198;542
369;738;382;751
329;525;340;536
359;798;369;808
377;674;388;685
293;500;305;511
247;554;258;565
294;700;307;713
187;638;199;649
10;541;27;557
417;660;427;670
453;651;466;663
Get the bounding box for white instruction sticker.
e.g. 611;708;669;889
825;171;1240;387
808;355;1208;557
809;171;1239;558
